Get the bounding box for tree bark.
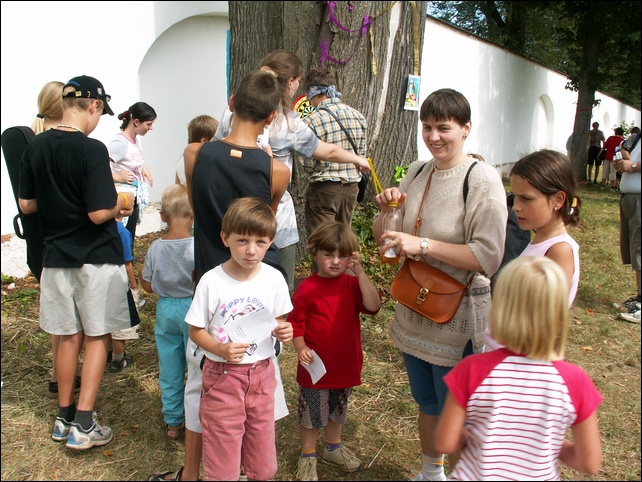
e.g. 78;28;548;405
569;2;602;183
228;1;427;258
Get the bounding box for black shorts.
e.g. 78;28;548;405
587;145;602;167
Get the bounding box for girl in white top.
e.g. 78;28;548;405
486;149;581;351
108;101;157;240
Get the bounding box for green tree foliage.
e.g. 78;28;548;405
428;1;640;181
428;1;640;107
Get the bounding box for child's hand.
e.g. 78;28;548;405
297;345;313;365
118;191;135;216
218;342;250;363
272;321;293;344
348;251;363;275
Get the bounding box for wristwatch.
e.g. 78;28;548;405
420;238;430;256
632;162;638;170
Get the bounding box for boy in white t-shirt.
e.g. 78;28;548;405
186;197;293;481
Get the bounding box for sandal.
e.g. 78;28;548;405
147;466;183;481
165;423;184;440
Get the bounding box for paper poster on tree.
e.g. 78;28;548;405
404;75;420;111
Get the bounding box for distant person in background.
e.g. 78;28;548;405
586;122;605;185
600;127;624;191
108;101;157;245
175;115;218;186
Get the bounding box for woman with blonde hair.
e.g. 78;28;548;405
31;80;64;134
29;81;81;400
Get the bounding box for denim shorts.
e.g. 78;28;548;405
403;340;473;416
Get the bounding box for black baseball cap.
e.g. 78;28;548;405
63;75;114;115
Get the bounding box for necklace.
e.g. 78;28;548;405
56;124;83;132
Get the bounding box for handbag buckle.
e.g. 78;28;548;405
416;279;434;305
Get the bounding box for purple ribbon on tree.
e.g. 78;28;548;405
320;1;373;66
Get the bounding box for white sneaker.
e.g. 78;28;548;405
618;308;641;324
51;417;72;441
65;420;113;450
296;457;318;481
613;297;641;312
321;446;361;472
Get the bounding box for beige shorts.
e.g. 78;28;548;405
40;264;133;337
111;325;140;341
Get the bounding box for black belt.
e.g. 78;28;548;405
313;180;358;186
621;192;641;196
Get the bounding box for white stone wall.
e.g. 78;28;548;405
1;5;639;236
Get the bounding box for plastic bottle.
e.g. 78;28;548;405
381;202;401;264
614;145;623;161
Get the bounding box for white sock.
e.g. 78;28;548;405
422;455;445;481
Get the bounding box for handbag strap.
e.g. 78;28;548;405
317;107;359;155
412;166;475;286
412;169;434;235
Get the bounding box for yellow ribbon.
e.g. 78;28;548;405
368;157;385;195
410;1;419;75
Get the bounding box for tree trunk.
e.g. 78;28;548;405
228;1;427;258
569;2;602;182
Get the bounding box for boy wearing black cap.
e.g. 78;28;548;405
18;75;135;450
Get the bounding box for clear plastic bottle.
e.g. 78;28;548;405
381;202;401;264
614;145;623;161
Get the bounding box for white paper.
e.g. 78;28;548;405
302;349;327;385
220;308;278;345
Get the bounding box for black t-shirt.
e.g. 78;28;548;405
19;129;123;267
191;139;284;284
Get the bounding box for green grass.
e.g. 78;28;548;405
1;183;640;480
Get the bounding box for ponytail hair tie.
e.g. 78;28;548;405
260;67;278;78
36;113;45;119
571;197;578;208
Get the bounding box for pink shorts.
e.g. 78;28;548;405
200;357;277;481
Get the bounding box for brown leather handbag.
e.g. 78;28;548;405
390;258;467;323
389;167;471;323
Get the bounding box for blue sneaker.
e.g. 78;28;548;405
51;417;72;442
65;420;113;450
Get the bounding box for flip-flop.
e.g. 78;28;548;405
147;466;183;481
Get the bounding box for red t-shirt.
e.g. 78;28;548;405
603;135;624;160
289;273;379;389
